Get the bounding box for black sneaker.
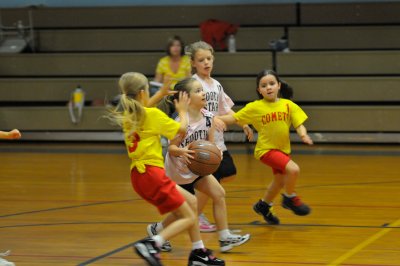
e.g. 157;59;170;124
253;199;280;224
188;248;225;266
133;237;163;266
281;194;311;216
147;223;172;252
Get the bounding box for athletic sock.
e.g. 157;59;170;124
155;222;164;232
219;229;231;240
284;192;297;198
152;235;165;247
192;240;205;250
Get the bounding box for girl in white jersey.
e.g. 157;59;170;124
148;78;250;253
186;41;253;232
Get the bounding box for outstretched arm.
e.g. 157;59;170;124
0;129;21;140
147;79;177;107
296;124;313;145
227;110;253;141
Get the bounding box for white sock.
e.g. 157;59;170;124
219;229;231;240
285;192;297;198
155;222;164;233
261;199;273;206
192;240;205;250
152;235;165;247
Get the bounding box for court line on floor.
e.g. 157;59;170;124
327;217;400;266
0;199;135;218
227;179;400;194
2;178;399;219
1;221;399;230
76;241;135;266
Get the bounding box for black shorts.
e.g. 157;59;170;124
179;176;206;195
213;150;237;182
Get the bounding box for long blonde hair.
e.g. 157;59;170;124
108;72;148;134
185;41;214;74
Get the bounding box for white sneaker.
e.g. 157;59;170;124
219;233;251;252
146;223;172;252
199;213;217;232
0;251;15;266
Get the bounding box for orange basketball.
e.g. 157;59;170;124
188;140;222;176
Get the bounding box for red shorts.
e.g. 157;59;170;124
260;150;291;175
131;166;185;215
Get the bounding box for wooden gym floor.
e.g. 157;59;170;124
0;142;399;266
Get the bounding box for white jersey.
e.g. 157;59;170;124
165;109;217;185
192;74;234;151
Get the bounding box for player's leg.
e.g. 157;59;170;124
281;160;311;216
195;175;250;252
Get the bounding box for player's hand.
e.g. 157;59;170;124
301;134;313;145
179;147;195;164
8;129;21;139
213;117;226;132
243;125;253;141
174;91;190;113
159;77;177;97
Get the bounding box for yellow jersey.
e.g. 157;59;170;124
123;107;181;173
233;98;308;159
155;55;191;88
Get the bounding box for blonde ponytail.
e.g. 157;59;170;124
106;72;148;135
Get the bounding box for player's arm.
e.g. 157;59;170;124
0;129;21;140
147;79;177;107
226;109;253;141
208;117;217;143
296;124;313;145
168;135;194;164
174;91;190;135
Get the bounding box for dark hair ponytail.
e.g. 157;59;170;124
173;78;197;101
279;80;294;99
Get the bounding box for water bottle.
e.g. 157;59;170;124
69;85;85;124
228;34;236;53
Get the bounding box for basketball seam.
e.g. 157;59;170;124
189;158;221;166
189;148;221;159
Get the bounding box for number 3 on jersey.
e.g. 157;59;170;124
128;132;140;153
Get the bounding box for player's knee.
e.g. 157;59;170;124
287;164;300;176
211;186;226;202
186;194;198;213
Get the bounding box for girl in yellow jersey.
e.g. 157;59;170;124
108;72;224;266
218;70;313;225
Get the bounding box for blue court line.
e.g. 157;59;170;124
0;199;135;218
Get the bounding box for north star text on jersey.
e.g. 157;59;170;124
181;129;209;148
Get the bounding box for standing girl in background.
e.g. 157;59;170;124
218;70;313;225
108;72;224;266
186;41;253;232
148;78;250;253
